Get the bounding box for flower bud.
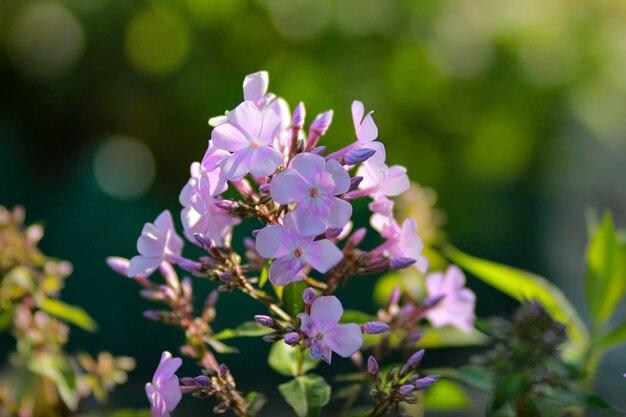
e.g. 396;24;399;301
252;229;261;238
205;290;219;307
348;176;363;192
362;321;390;335
107;257;131;277
218;272;232;283
214;200;237;211
344;148;376;165
423;294;445;309
194;375;212;387
262;334;282;342
143;310;162;321
219;364;229;378
307;110;333;148
310;146;326;156
367;356;379;375
194;233;215;250
414;375;439;390
180;377;196;386
390;257;416;270
254;315;275;328
405;331;424;343
346;227;366;247
302;288;317;305
259;183;270;196
292;102;305;129
283;332;301;346
399;384;416;395
387;286;401;306
407;349;425;368
179;260;203;275
324;227;343;239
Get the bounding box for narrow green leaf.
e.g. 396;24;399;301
585;212;626;324
268;342;319;377
28;353;80;410
206;338;239;354
259;261;270;288
446;246;589;360
596;320;626;350
282;281;308;316
213;321;275;340
39;298;97;332
278;375;331;417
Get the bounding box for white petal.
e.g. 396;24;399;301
221;148;253;180
324;159;351;195
128;255;160;277
229;101;262;137
211;123;249;152
249;146;282;177
330;323;363;357
269;169;308;204
310;296;343;325
243;71;269;102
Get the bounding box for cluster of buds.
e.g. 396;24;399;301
367;351;439;414
179;364;250;414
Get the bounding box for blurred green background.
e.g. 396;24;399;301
2;0;626;414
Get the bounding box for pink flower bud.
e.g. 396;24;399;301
362;321;390;335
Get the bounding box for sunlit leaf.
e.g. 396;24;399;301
38;297;97;332
596;320;626;350
268;342;319;377
446;246;589;360
213;321;275;340
423;380;470;410
278;374;331;417
282;281;308;316
417;326;489;348
28;353;79;410
259;262;270;288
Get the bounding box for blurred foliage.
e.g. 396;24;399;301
0;206;134;417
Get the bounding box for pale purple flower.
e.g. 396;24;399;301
255;213;343;286
197;143;229;197
352;100;378;143
128;211;184;277
145;351;182;417
270;153;352;236
211;101;284;180
425;265;476;333
298;296;363;364
377;218;428;274
243;71;269;106
179;164;240;246
357;142;409;198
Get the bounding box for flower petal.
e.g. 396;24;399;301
243;71;269;103
229;101;262;138
221;148;253;180
249;146;282;177
258;109;282;145
128;255;160;277
303;239;343;274
330;323;363;357
292;199;326;236
268;255;306;286
351;100;364;133
154;352;182;383
324;159;351;195
256;225;290;259
159;377;182;411
270;169;308;204
310;296;343;325
290;153;325;184
211;123;249;152
324;197;352;231
358;111;378;142
380;165;409;196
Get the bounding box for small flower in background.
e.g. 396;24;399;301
425;265;476;333
128;211;184;277
374;218;429;274
145;351;183;417
270;152;352;236
298;295;363;363
255;213;343;285
357;142;410;199
211;101;284;180
351;100;378;144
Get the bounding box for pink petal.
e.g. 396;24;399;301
229;101;262;138
351;100;364;133
249;146;282;177
159;377;182;411
444;265;466;291
198;170;228;197
292;199;326;236
290;153;325;184
426;272;445;296
180;207;209;241
243;71;269;103
258;109;282;145
267;98;291;131
137;234;163;257
155;352;182;383
201;143;229;171
128;255;160;277
380;165;409;196
221;148;253;180
324;197;352;231
270;169;308;204
211;123;249;152
324;159;350;195
330;323;363;357
153;211;174;231
255;225;289;259
358;111;378;142
310;296;343;325
302;239;343;274
269;255;306;286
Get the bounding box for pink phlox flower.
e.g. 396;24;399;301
255;212;343;286
352;100;378;143
369;195;395;233
298;295;363;364
270;152;352;236
179;165;240;246
128;211;183;277
145;351;182;417
211;101;284;180
425;265;476;334
357;142;409;198
196;143;229;197
376;217;428;274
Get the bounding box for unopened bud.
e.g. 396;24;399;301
219;364;229;378
254;315;275;328
325;227;343;239
252;229;260;238
346;227;366;247
283;332;301;346
387;286;401;306
399;384;416;395
310;146;326;156
405;331;424;343
262;334;282;343
205;290;219;307
194;233;215;250
292;102;305;129
344;148;376;165
106;257;131;277
362;321;390;335
414;375;439;390
179;260;203;275
348;176;363;192
143;310;162;321
302;288;317;305
307;110;333;148
194;375;212;387
218;272;232;283
390;257;416;270
423;294;445;309
214;200;237;211
407;349;425;368
259;183;270;196
367;356;379;375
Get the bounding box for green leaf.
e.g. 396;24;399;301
28;353;80;410
278;374;331;417
418;326;490;348
102;410;152;417
282;281;308;316
206;338;239;354
259;261;271;288
585;212;626;324
597;320;626;350
268;342;319;377
244;392;267;416
340;310;375;324
213;321;275;340
39;298;97;332
446;246;589;360
423;380;470;410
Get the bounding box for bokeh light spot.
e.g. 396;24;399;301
263;0;331;41
94;135;156;200
4;2;85;81
124;7;191;76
